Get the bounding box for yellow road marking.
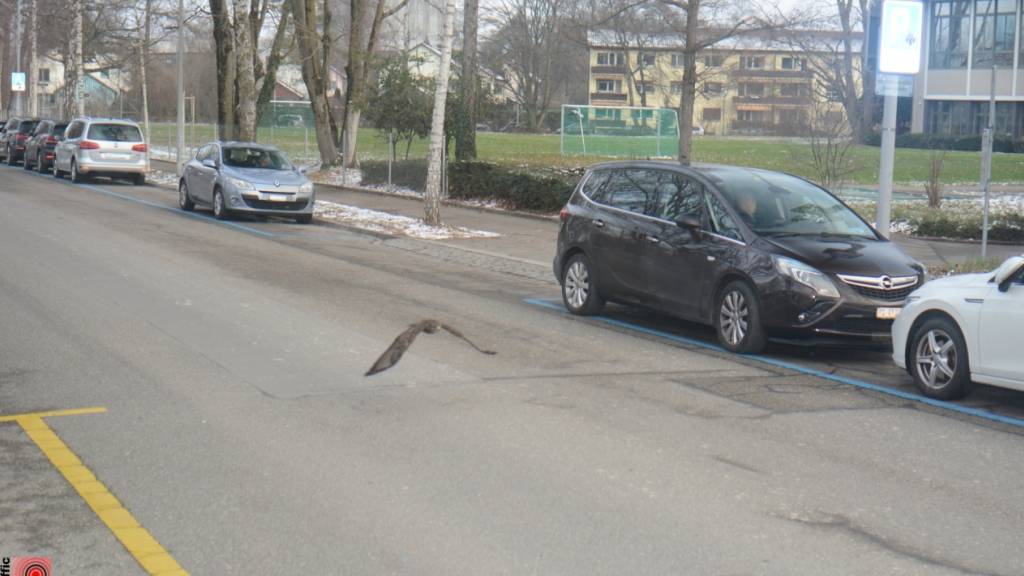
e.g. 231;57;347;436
2;410;187;575
0;406;107;422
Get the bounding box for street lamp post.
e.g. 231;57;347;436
176;0;185;176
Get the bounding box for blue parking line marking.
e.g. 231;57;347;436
2;164;277;238
523;297;1024;429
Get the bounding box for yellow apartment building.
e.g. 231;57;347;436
587;30;863;136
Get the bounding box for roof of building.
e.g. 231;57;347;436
587;29;864;53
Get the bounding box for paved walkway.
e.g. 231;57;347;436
315;185;1024;270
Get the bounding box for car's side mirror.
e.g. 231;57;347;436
994;256;1024;292
676;214;703;241
201;158;217;169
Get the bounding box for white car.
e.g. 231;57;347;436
893;255;1024;399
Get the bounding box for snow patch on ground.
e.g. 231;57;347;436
313;201;500;240
148;169;179;186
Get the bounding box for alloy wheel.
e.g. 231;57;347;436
719;291;749;346
915;329;957;390
214;192;224;218
564;261;590;310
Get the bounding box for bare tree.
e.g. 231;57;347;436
801;101;858;191
484;0;571;132
424;0;456;226
232;0;257;140
925;143;946;208
290;0;340;165
454;0;479;159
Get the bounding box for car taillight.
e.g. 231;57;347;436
131;143;147;153
559;207;570;222
79;140;100;150
45;136;58;145
15;134;28;142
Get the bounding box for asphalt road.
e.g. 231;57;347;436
1;164;1023;575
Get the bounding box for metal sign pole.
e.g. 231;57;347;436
876;93;898;238
980;44;998;259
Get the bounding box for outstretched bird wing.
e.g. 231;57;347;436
365;321;432;376
365;320;497;376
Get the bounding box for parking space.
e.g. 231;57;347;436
524;297;1024;431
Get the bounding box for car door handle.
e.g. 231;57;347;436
593;219;605;228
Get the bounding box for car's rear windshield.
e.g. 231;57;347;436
88;124;143;142
701;166;876;240
53;124;69;135
18;121;40;134
222;147;292;170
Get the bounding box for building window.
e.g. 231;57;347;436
927;101;1023;137
703;54;725;68
671;53;686;68
635;81;654;95
596;79;622;93
780;57;804;70
826;85;844;102
737;110;767;123
930;0;971;69
738;82;766;98
594;108;622;120
973;0;1016;67
778;83;806;98
38;68;50;83
703;82;724;96
596;52;625;67
740;55;765;69
702;108;722;121
637;52;655;67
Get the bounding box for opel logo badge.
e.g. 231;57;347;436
881;275;893;289
274;180;280;187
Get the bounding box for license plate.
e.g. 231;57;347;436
876;307;901;320
263;193;289;202
101;153;131;160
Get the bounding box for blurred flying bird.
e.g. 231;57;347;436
366;320;496;376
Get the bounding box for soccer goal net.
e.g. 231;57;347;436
560;105;679;158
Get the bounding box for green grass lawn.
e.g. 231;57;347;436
148;123;1024;186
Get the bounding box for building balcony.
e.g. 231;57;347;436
732;69;813;79
734;96;811;106
591;92;629;102
591;65;629;75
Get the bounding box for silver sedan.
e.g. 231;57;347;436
178;142;315;223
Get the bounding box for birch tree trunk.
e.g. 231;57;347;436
676;0;699;165
423;0;456;227
233;0;258;141
74;0;84;116
139;0;153;148
455;0;479;160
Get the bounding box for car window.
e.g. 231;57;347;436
87;124;143;142
18;121;40;134
702;166;875;239
33;122;51;136
705;192;744;242
652;172;705;222
66;122;83;139
580;170;611;203
5;119;17;130
598;169;658;215
53;124;68;137
195;145;210;161
222;147;292;170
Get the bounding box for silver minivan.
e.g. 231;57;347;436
54;118;148;185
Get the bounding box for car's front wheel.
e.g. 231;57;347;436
212;189;229;220
561;253;604;315
715;280;767;354
910;317;970;399
6;148;16;166
37;153;47;174
178;180;195;211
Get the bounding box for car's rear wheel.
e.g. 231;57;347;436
910;317;970;399
212;189;229;220
133;173;146;186
715;280;767;354
561;253;604;315
178;180;195;211
295;214;312;224
70;160;87;183
37;153;47;174
6;148;16;166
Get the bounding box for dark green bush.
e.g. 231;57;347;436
914;211;1024;243
864;132;1024;153
359;160;579;213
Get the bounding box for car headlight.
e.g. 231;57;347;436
775;256;840;299
299;182;314;194
226;176;255;192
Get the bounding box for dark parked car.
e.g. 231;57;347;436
23;120;69;173
554;161;926;353
1;118;41;165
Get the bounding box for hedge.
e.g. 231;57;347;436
360;160;580;213
864;132;1024;153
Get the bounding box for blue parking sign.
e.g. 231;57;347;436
11;72;26;92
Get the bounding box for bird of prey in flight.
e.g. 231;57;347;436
366;319;497;376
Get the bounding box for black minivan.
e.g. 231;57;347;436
554;161;926;353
